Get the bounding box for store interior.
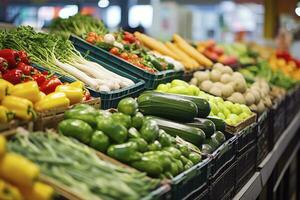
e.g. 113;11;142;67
0;0;300;200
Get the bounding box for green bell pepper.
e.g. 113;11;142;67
178;144;190;157
107;142;141;163
89;130;110;153
64;105;98;127
189;152;202;164
97;116;128;144
164;146;182;159
111;112;132;128
140;119;159;143
131;112;144;129
128;127;141;138
129;138;148;152
58;119;93;144
148;140;162;151
158;129;172;147
131;155;163;177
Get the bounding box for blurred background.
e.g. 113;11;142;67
0;0;299;53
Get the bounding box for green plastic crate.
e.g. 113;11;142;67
69;35;177;89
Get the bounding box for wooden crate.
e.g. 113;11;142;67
34;98;100;131
225;113;257;134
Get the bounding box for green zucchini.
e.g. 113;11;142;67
142;91;210;118
187;118;216;137
149;116;205;146
138;92;198;122
206;116;226;132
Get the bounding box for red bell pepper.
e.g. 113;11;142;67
2;69;24;84
32;73;46;86
39;76;62;94
0;57;8;74
18;50;30;64
17;62;34;75
0;49;20;68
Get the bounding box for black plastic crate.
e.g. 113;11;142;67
235;145;257;192
285;88;297;126
209;134;237;180
256;111;269;164
142;185;172;200
70;35;176;89
32;56;145;109
209;162;236;200
268;97;286;150
171;158;210;200
236;123;257;154
173;70;184;80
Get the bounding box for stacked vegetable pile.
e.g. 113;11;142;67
0;48;94;123
137;91;227;154
0;136;54;200
8;132;160;200
190;63;273;113
155;79;254;126
49;14;183;73
135;32;213;70
0;26;134;92
196;40;238;66
58;99;202;178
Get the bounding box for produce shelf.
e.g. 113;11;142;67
233;110;300;200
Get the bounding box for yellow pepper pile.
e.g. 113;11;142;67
0;79;87;122
269;54;300;80
0;136;54;200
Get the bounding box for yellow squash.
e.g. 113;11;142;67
2;96;36;121
0;136;6;158
35;92;70;112
10;81;40;103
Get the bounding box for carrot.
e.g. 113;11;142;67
173;34;213;68
134;32;181;61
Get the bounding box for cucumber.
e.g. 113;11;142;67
206;116;226;132
149;116;206;146
138;92;198;122
187;118;216;137
142;91;211;118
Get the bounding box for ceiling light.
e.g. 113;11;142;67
98;0;110;8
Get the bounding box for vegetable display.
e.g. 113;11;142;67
0;136;54;200
8;132;159;200
57;99;203;178
49;14;183;73
155;79;254;126
0;26;134;92
190;63;273;113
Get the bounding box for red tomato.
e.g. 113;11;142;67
120;52;129;60
110;47;120;55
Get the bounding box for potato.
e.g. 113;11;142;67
220;74;232;84
222;84;234;98
210;70;221;82
209;86;222;97
201;80;213;92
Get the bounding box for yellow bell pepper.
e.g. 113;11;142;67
10;81;40;103
2;96;36;121
0;153;40;187
55;85;83;105
0;105;14;123
38;91;46;100
69;81;85;91
0;79;13;100
0;179;23;200
20;182;54;200
35;92;70;112
0;136;6;158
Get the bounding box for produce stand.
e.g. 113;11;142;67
233;109;300;200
